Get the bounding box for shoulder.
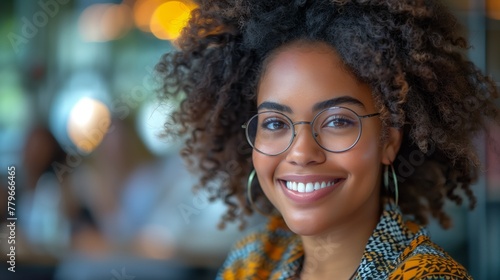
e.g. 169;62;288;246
225;216;293;258
217;217;301;280
390;238;473;280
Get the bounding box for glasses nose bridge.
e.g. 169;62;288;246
291;120;313;136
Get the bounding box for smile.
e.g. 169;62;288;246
279;177;345;204
285;179;341;193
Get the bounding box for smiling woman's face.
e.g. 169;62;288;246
253;41;400;236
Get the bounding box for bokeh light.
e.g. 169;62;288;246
487;0;500;20
67;97;111;153
133;0;165;32
79;4;133;42
136;99;182;156
150;1;196;41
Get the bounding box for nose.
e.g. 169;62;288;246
285;124;326;166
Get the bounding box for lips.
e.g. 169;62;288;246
278;176;345;204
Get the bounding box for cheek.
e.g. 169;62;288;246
252;151;280;195
357;124;384;160
252;151;260;171
359;139;382;161
339;133;383;173
252;151;273;181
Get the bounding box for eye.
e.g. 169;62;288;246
261;118;290;131
323;115;356;128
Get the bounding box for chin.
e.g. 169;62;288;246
281;212;331;237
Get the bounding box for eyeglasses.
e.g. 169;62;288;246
242;106;380;156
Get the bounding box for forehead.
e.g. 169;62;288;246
256;41;375;112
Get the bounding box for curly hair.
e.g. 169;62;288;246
156;0;499;229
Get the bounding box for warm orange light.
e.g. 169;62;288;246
133;0;166;32
150;1;196;41
103;4;133;40
79;4;132;42
487;0;500;20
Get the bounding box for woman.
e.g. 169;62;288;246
156;0;499;279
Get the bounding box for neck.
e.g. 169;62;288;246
299;199;381;280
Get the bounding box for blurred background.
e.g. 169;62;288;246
0;0;499;279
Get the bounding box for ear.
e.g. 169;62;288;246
381;127;403;165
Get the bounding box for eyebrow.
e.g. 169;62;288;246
312;96;365;111
257;102;293;113
257;95;365;113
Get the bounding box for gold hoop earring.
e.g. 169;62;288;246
384;163;399;205
247;169;277;216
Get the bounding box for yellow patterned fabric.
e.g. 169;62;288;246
217;203;472;279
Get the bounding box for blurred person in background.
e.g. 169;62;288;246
18;126;69;259
54;117;232;280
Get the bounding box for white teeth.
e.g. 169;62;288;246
297;182;305;192
305;183;314;192
284;180;340;193
286;181;300;191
